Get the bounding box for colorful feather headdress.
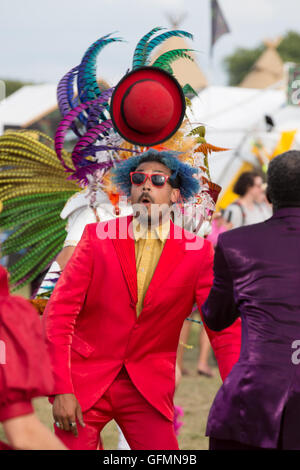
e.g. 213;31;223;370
0;27;208;290
54;27;198;187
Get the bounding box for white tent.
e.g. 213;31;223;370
188;85;293;191
249;104;300;155
2;82;300;196
0;84;57;134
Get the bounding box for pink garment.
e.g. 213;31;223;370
206;219;228;247
173;405;184;436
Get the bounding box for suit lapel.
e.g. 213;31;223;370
111;218;186;309
111;216;138;305
143;221;185;307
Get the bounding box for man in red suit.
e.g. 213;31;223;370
43;149;241;450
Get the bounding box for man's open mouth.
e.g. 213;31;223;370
139;195;153;204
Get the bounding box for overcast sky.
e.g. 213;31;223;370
1;0;300;86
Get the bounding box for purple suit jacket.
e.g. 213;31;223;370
202;207;300;449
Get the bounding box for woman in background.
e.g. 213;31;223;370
223;171;272;229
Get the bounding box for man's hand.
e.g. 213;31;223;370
53;394;85;437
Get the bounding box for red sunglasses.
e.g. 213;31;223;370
130;171;170;187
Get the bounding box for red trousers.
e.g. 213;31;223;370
54;367;179;450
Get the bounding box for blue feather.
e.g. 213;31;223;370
144;30;193;65
132;27;165;69
77;35;123;103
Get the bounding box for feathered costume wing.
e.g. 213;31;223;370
0;28;197;291
0;131;79;289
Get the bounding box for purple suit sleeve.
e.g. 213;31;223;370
202;236;239;332
195;240;241;381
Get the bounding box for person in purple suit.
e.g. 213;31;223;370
202;150;300;450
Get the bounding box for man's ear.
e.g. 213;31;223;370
171;189;180;204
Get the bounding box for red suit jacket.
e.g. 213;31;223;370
43;216;241;420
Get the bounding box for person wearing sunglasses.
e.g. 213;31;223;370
42;149;241;450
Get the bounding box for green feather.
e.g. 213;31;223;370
132;27;165;69
144;30;193;65
10;233;66;288
152;49;194;72
0;197;67;221
3;213;62;248
188;126;206;138
8;226;66;274
2;191;75;211
182;83;198;98
3;223;66;258
1;205;64;232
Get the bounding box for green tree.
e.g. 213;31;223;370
1;78;108;99
277;31;300;63
1;79;34;98
224;46;264;86
224;31;300;86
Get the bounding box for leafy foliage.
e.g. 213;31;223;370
223;46;264;86
224;30;300;86
1;79;34;98
277;31;300;63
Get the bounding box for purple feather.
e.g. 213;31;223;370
67;161;114;185
79;145;137;157
71;120;113;162
55;92;113;170
57;66;79;117
57;66;87;137
87;100;110;129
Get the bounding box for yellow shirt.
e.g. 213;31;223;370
133;218;170;316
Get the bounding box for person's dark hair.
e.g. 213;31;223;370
267;150;300;210
233;171;262;197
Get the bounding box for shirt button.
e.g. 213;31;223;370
140;268;145;273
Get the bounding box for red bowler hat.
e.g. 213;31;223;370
110;67;186;146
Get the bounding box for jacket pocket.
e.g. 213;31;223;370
71;334;95;358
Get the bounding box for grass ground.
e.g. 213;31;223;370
0;316;221;450
0;276;221;449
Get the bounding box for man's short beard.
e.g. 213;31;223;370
133;203;172;228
